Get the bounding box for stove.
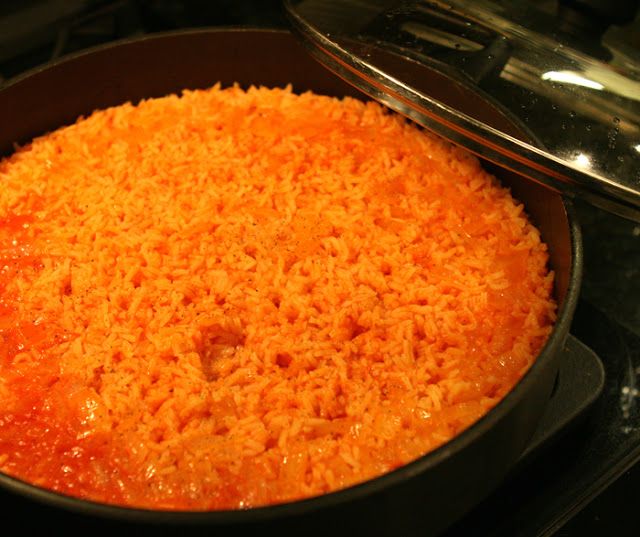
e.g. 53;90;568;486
0;1;639;536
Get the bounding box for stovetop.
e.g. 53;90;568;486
1;1;640;536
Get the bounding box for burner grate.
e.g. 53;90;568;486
0;0;141;83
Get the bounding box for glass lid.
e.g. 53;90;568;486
284;0;640;221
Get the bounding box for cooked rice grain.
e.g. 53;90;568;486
0;85;555;509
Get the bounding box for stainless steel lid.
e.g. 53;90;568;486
285;0;640;220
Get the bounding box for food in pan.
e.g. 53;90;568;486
0;85;555;510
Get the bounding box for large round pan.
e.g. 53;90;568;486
0;29;581;536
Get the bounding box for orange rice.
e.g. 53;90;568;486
0;85;555;510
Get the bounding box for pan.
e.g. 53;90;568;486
0;29;581;536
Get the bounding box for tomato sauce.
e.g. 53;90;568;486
0;214;127;503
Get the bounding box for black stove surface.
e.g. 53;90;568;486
1;1;640;536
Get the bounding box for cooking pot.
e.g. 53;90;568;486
0;29;581;536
